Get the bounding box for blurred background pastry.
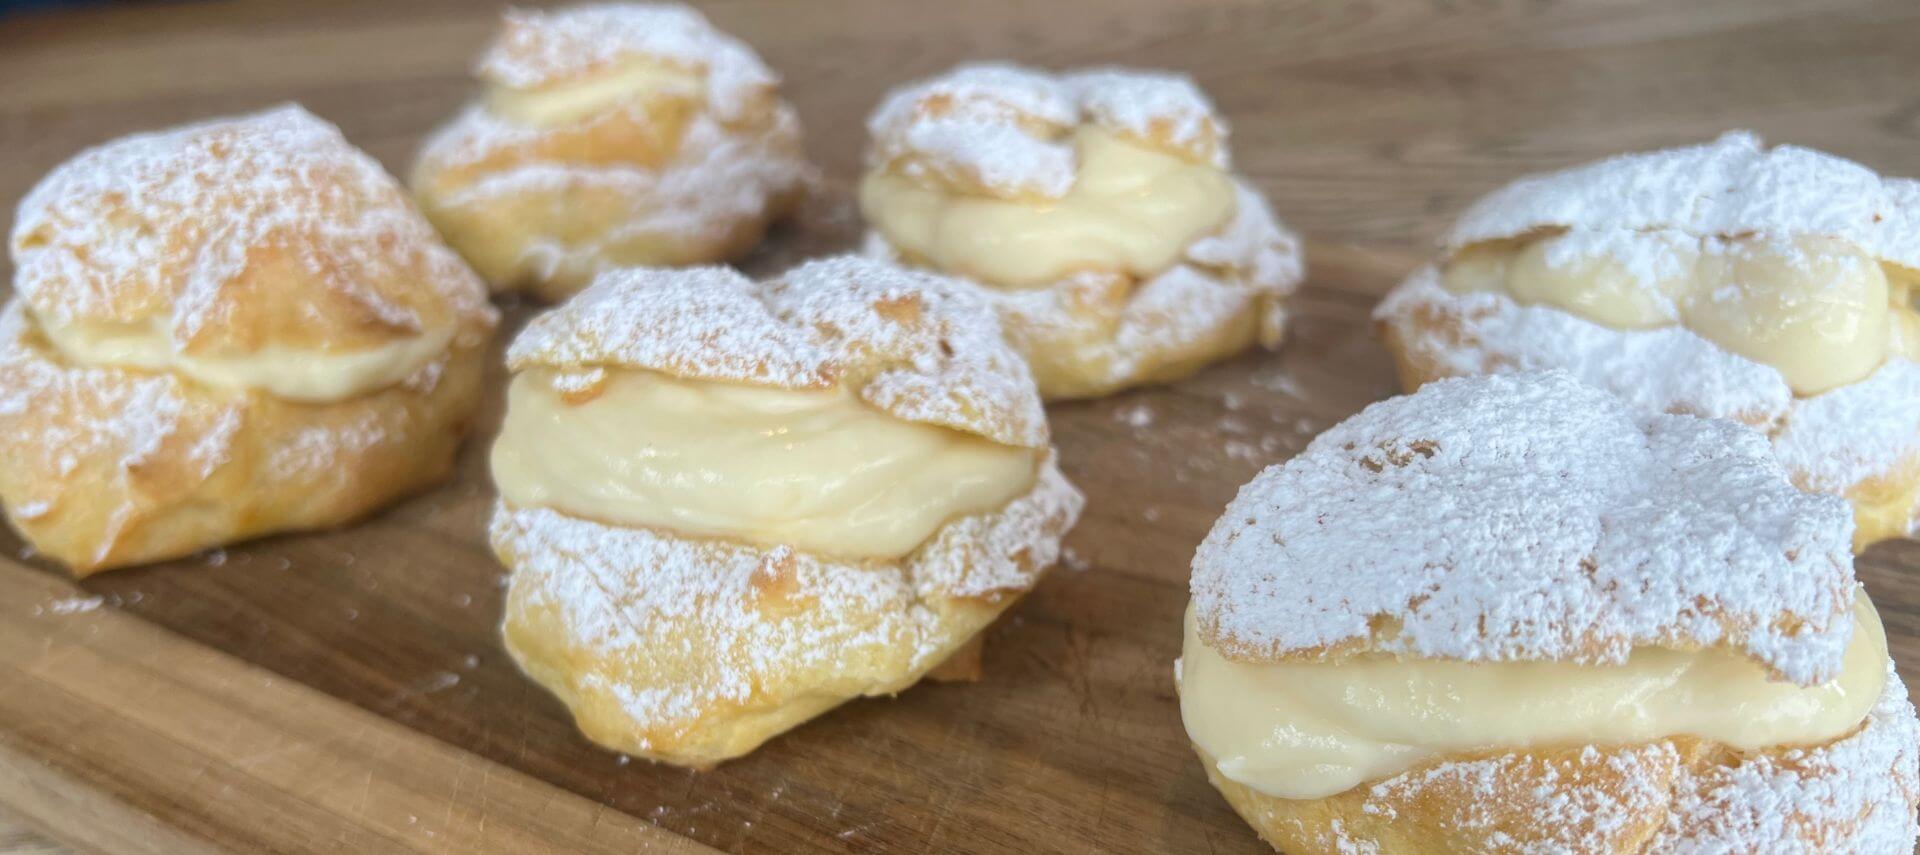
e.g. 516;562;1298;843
1377;133;1920;549
0;105;497;574
410;2;811;301
1180;369;1919;853
860;62;1304;400
489;255;1083;767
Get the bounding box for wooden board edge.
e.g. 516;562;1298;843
0;561;717;855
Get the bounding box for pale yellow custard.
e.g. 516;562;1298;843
37;317;452;403
486;60;705;127
490;367;1040;560
1178;594;1888;801
859;126;1237;289
1441;231;1920;394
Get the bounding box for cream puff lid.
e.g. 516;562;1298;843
476;2;780;125
505;255;1050;449
865;62;1228;201
1445;131;1920;269
10;105;495;401
1190;369;1856;684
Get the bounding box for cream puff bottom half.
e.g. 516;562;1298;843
1441;231;1920;396
1179;594;1888;801
860;126;1236;289
490;367;1040;560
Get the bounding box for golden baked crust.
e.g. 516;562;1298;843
1196;664;1920;853
0;303;487;574
492;454;1081;767
0;106;497;575
411;3;810;300
860;63;1303;400
489;256;1081;765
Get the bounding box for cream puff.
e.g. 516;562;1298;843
488;255;1083;767
1377;132;1920;549
0;105;497;575
859;63;1305;400
410;2;811;301
1180;370;1920;853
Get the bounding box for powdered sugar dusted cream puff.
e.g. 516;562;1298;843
860;63;1304;400
411;3;810;301
0;105;497;575
489;256;1083;766
1377;132;1920;549
1180;370;1920;853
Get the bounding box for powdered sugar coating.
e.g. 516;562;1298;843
12;105;493;354
1191;370;1856;684
1447;131;1920;270
1380;270;1920;501
491;451;1082;735
477;3;778;122
507;256;1049;448
866;62;1227;199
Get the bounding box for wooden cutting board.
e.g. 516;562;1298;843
4;1;1920;852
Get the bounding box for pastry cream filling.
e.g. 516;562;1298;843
1178;594;1889;801
36;317;452;402
487;60;704;127
859;126;1237;289
490;368;1040;560
1441;231;1920;395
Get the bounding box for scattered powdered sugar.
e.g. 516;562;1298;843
1380;269;1920;500
43;595;105;615
1447;131;1920;271
866;62;1226;199
1191;370;1857;684
12;104;491;351
476;3;779;123
491;453;1081;732
508;255;1050;448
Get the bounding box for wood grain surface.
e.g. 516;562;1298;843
3;1;1920;852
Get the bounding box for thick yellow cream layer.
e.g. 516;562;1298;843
486;61;704;127
1178;595;1889;801
38;317;452;402
490;368;1040;560
1441;232;1920;395
859;126;1236;289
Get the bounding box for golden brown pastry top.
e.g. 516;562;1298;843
11;105;496;360
1190;370;1858;685
506;256;1049;448
865;62;1228;201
